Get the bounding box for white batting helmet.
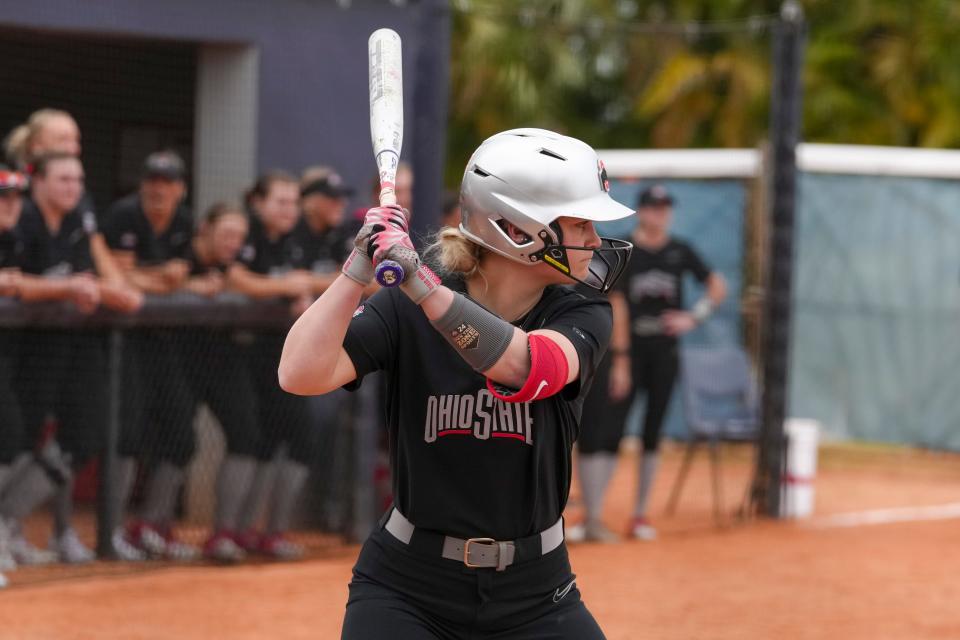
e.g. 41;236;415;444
459;128;633;292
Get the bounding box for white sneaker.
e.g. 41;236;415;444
164;539;201;562
258;534;304;561
564;523;586;543
566;520;620;544
629;517;658;541
10;533;58;565
584;521;621;544
111;528;147;562
137;527;168;557
50;528;96;564
203;532;246;563
0;571;7;589
0;519;16;572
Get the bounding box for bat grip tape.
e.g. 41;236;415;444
430;292;515;373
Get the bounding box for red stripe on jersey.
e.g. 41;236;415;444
438;429;472;436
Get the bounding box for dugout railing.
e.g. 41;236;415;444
0;294;381;560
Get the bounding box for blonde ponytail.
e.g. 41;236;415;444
4;124;32;169
3;109;76;169
427;226;484;279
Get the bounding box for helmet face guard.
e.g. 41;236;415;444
531;231;633;293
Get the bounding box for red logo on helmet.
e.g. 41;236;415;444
598;160;610;192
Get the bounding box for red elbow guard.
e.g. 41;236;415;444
486;334;570;403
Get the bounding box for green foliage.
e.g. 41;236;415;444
446;0;960;185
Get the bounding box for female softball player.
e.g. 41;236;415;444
0;165;29;585
178;202;262;562
280;129;633;639
228;172;316;559
5;153;140;565
591;184;727;542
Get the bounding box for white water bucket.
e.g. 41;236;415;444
782;418;820;519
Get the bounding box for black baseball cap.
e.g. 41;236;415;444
142;150;186;181
637;184;674;208
300;171;355;199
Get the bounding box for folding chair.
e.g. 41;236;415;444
665;346;759;524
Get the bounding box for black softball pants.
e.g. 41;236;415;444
118;330;196;467
246;332;314;466
15;330;108;467
577;350;632;454
342;523;606;639
632;336;679;453
0;332;24;464
180;329;260;458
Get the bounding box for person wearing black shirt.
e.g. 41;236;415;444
174;202;261;562
0;166;29;584
294;167;355;298
2;153;141;566
280;129;634;639
102;150;200;562
227;172;314;559
573;184;727;544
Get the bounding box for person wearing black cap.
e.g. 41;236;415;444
293;166;357;306
569;184;726;543
101;149;201;561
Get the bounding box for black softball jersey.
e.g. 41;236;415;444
102;194;192;265
616;238;711;336
342;280;612;541
0;229;24;269
238;214;303;276
287;217;353;275
17;199;96;276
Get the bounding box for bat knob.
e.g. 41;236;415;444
375;260;404;288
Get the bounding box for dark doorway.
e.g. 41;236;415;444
0;27;196;213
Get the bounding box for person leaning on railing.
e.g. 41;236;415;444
222;171;314;560
101;150;201;563
0;153;141;570
0;165;31;585
179;202;264;563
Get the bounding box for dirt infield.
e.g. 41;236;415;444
2;442;959;639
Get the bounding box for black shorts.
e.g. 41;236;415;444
342;525;606;640
0;331;24;464
246;332;313;465
577;351;632;454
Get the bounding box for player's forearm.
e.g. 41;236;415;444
227;268;292;299
419;284;567;389
417;285;523;384
706;272;727;305
90;234;126;285
15;276;76;303
310;272;339;295
98;281;142;313
127;269;176;294
609;292;631;353
279;274;364;394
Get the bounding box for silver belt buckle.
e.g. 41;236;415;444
463;537;496;568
